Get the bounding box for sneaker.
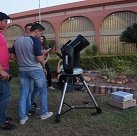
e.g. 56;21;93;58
41;112;53;120
5;117;13;123
20;116;28;125
0;122;16;130
26;109;36;116
32;102;37;108
48;86;55;90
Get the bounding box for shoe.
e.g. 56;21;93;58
5;117;13;123
26;109;36;116
0;122;16;130
48;86;55;90
32;102;37;108
20;116;28;125
41;112;53;120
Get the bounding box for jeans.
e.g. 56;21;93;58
26;80;34;112
19;70;48;120
31;65;51;104
31;83;38;105
0;71;11;126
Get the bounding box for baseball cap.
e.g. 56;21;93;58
0;12;11;21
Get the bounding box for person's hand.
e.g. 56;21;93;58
45;60;48;64
43;68;47;75
43;49;48;55
43;48;51;55
47;48;51;52
0;70;10;80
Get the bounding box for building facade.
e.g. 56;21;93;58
6;0;137;55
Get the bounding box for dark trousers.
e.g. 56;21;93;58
0;71;11;126
45;63;52;87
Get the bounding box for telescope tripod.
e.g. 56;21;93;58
55;72;102;123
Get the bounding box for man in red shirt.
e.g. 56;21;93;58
0;12;16;130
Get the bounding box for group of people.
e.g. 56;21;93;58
0;12;56;130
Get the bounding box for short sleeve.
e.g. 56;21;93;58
30;36;42;56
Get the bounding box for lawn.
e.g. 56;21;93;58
1;78;137;136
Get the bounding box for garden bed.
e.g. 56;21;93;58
84;70;137;91
52;70;137;97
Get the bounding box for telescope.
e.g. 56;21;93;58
61;34;90;74
55;35;102;123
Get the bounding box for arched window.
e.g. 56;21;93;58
41;21;55;41
59;16;95;47
5;24;24;48
100;11;137;55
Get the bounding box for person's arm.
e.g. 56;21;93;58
10;45;17;60
45;52;49;63
31;37;45;63
0;64;10;80
31;37;48;74
35;55;47;75
57;59;63;73
10;53;17;60
41;49;49;63
36;55;45;63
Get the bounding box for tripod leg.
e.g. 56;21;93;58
55;77;69;123
79;76;102;114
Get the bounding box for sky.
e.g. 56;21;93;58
1;0;84;15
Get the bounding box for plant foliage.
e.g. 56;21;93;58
120;23;137;45
84;44;98;56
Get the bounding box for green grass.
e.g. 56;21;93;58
1;78;137;136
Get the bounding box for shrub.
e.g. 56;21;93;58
9;61;19;77
83;44;98;56
47;40;55;48
10;55;137;77
48;58;59;73
112;57;131;74
95;61;117;79
120;23;137;45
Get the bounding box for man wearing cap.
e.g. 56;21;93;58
0;12;16;130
